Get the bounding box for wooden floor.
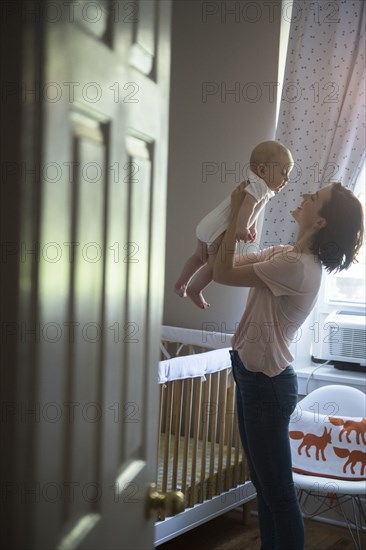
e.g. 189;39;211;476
158;508;365;550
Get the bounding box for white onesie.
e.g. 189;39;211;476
196;170;275;243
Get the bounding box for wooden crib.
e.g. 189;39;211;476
154;326;256;546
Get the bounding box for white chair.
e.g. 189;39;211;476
292;385;366;550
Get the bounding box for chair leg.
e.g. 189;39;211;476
296;490;366;550
349;496;366;550
335;495;364;550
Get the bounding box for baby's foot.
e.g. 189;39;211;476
174;283;187;298
186;288;210;309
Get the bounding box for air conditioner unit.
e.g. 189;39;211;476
318;310;366;368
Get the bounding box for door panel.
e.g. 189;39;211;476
123;136;152;461
68;113;105;521
129;0;156;74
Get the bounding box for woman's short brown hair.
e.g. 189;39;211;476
312;182;364;273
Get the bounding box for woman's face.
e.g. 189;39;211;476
292;184;334;227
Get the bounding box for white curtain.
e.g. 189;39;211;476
261;0;365;248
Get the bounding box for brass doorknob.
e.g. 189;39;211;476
146;483;185;519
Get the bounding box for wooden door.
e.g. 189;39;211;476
1;1;171;549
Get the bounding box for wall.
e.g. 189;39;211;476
164;0;282;331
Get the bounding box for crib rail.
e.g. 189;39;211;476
157;341;247;518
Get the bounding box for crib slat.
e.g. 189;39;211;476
199;374;211;503
241;450;248;483
208;371;219;498
217;369;228;496
224;372;235;490
181;378;193;499
172;380;183;490
233;410;241;487
157;384;164;479
157;383;166;519
238;398;247;484
189;377;202;508
234;408;247;484
162;382;174;495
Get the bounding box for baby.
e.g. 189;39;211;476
174;140;293;309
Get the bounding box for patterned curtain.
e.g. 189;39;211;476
261;0;365;248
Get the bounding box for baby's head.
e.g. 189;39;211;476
250;141;293;192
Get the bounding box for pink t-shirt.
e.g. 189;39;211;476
231;245;323;377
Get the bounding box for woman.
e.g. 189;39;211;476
213;182;364;550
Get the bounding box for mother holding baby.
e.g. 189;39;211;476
213;180;364;549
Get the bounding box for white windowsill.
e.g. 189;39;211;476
295;363;366;396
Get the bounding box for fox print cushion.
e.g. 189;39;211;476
289;410;366;481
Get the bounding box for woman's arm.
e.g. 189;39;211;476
213;184;268;288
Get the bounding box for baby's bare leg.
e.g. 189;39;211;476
174;239;208;298
186;234;224;309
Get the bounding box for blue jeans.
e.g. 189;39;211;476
230;350;304;550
